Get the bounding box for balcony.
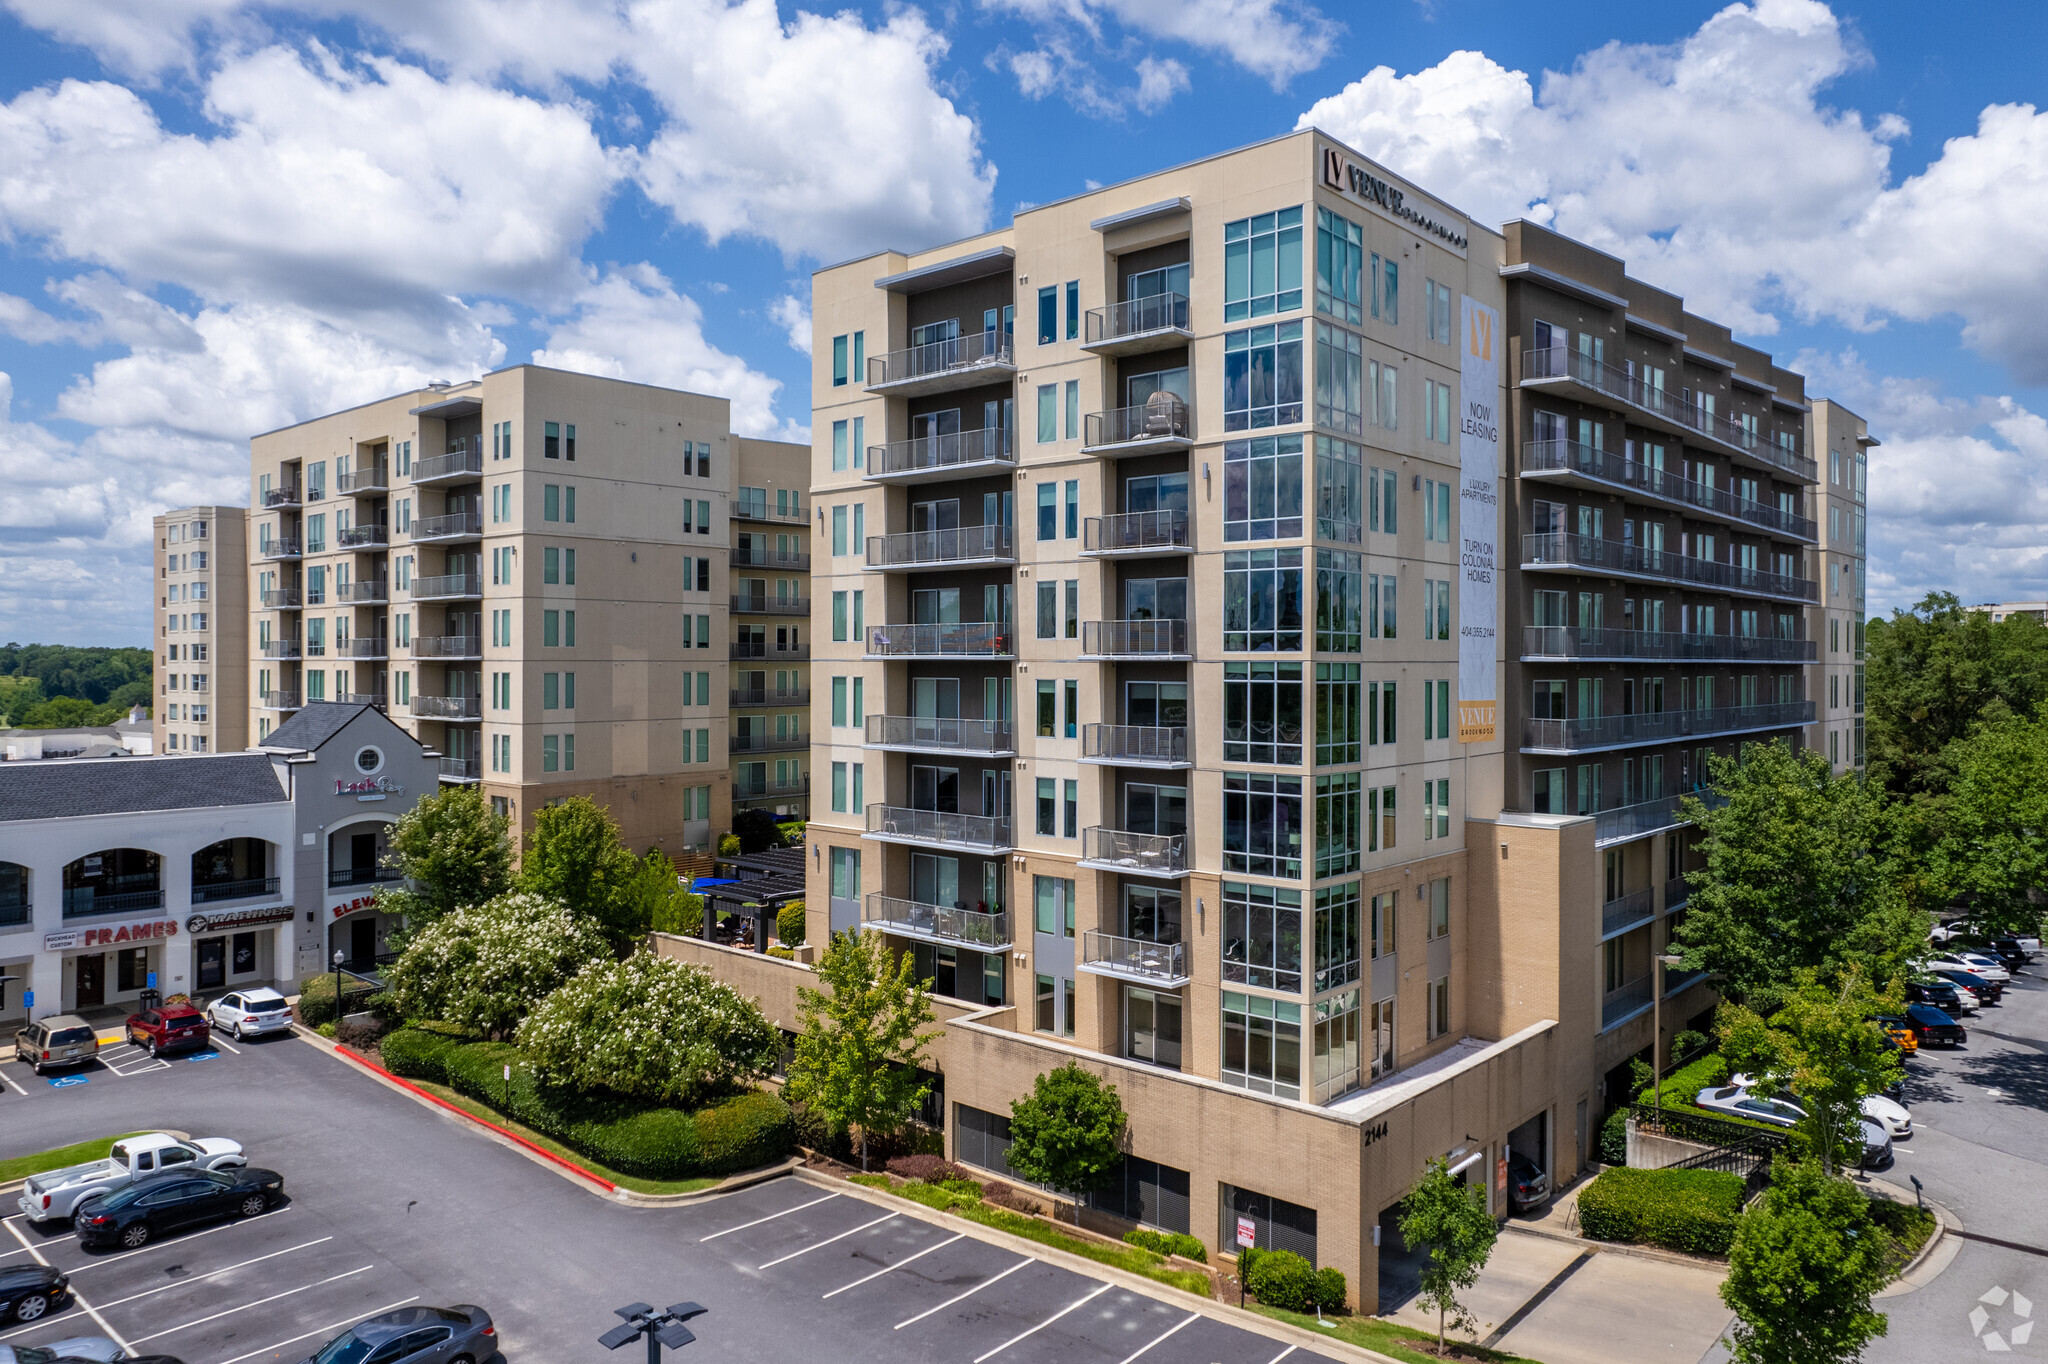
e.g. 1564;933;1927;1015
729;730;809;754
865;804;1012;854
1082;395;1192;457
1601;977;1655;1031
63;886;165;918
1083;510;1189;558
1082;292;1192;357
328;866;401;888
340;580;390;604
338;692;388;710
1602;888;1657;939
338;524;390;549
865;427;1014;484
1078;827;1189;877
735;776;809;802
1665;876;1691;913
261;486;302;509
411;635;483;660
1665;967;1709;997
1522;626;1815;665
411;511;483;543
731;498;807;525
338;467;390;495
1078;931;1190;987
409;573;483;602
1523;701;1816;755
732;593;810;616
191;877;282;905
341;638;388;661
865;715;1015;757
867;525;1015;571
1520;346;1818;482
731;640;810;662
1522;532;1817;604
1594;794;1690;846
257;538;303;561
259;690;302;711
259;640;302;660
411;695;482;720
0;898;27;927
733;545;810;571
1080;619;1190;660
260;588;301;609
438;757;481;783
863;895;1013;951
865;329;1016;398
412;439;484;485
1521;439;1816;542
865;623;1013;660
731;688;809;708
1081;724;1189;769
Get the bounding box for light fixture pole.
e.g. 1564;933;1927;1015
1652;953;1685;1123
332;948;345;1022
600;1303;706;1364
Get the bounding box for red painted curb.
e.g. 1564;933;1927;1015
331;1045;617;1193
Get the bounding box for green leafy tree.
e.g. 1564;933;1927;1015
1675;741;1923;1003
776;900;807;946
785;931;939;1170
382;892;612;1039
0;673;45;724
1721;1159;1889;1364
732;807;788;853
0;643;153;707
518;796;640;945
1864;592;2048;799
519;953;781;1106
1925;706;2048;937
1398;1156;1500;1356
18;695;106;729
1005;1063;1126;1225
1719;968;1903;1176
615;849;701;941
377;784;513;927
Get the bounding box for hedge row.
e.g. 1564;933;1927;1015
1124;1228;1207;1264
1239;1246;1345;1311
294;972;381;1028
1577;1166;1746;1257
379;1027;793;1179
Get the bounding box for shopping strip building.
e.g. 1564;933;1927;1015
669;128;1841;1307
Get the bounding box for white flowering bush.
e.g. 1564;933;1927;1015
383;892;613;1039
519;953;781;1106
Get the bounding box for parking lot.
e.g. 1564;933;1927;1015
1;1028;257;1102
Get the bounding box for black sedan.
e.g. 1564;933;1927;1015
1904;1003;1967;1048
0;1263;69;1324
73;1167;284;1249
1905;979;1965;1013
297;1304;497;1364
1933;966;2003;1005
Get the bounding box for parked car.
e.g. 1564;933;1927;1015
206;988;293;1040
1730;1075;1912;1139
73;1166;283;1249
20;1132;246;1225
1920;974;1980;1012
11;1016;99;1075
1904;1003;1967;1047
1695;1085;1806;1127
1932;966;2002;1005
1506;1153;1550;1214
1966;937;2032;970
1869;1015;1919;1054
1854;1116;1895;1169
124;1004;210;1058
0;1264;70;1325
295;1304;497;1364
0;1335;125;1362
1929;951;2011;983
1905;979;1966;1013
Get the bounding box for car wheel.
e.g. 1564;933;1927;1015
13;1292;49;1322
120;1222;151;1249
238;1194;268;1217
451;1355;476;1364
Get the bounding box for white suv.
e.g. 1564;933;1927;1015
207;988;294;1039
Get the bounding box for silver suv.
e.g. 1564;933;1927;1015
13;1016;100;1075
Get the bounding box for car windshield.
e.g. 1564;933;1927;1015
310;1330;378;1364
14;1347;63;1364
248;997;288;1013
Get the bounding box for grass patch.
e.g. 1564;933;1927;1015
407;1079;723;1196
953;1202;1213;1296
1251;1304;1552;1364
0;1133;147;1185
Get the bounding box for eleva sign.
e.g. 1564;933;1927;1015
1321;147;1470;252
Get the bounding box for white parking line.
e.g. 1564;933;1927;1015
127;1264;374;1345
4;1211;132;1352
699;1192;840;1241
0;1068;25;1096
214;1295;422;1364
95;1236;335;1309
757;1211;899;1269
1265;1346;1298;1363
822;1231;965;1298
970;1281;1113;1362
209;1035;242;1055
69;1205;294;1272
1117;1311;1199;1363
894;1256;1034;1330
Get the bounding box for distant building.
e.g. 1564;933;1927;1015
152;505;250;755
1808;401;1873;772
1973;601;2048;624
1;714;154;762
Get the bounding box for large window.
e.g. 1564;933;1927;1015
1224;773;1302;878
1222;991;1302;1100
1315;663;1362;765
1223;435;1303;540
1314;882;1361;992
1224;549;1303;652
1314;435;1363;543
1313;321;1363;435
1315;772;1362;877
1222;881;1302;992
1315;550;1363;652
1312;989;1362;1102
1314;207;1365;324
1224;207;1303;321
1224;662;1302;765
1223;322;1304;431
1033;876;1076;937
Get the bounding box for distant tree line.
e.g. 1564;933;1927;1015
0;643;154;728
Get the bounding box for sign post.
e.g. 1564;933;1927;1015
1235;1217;1256;1306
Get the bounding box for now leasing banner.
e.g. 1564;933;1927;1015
1457;296;1502;742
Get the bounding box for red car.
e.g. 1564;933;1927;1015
125;1003;211;1057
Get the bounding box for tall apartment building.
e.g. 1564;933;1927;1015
1808;400;1872;772
246;365;804;853
152;506;248;754
730;437;811;821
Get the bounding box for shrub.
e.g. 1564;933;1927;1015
886;1154;972;1183
380;1027;459;1083
777;900;807;946
1124;1229;1208;1264
766;945;795;960
1576;1166;1746;1257
294;973;378;1027
692;1090;798;1175
382;892;613;1040
789;1099;851;1160
1245;1248;1320;1311
1314;1266;1347;1311
898;1180;976;1211
717;833;741;857
980;1182;1039;1214
1600;1108;1630;1166
1639;1051;1733;1106
336;1015;389;1050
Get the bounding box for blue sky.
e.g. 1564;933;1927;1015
0;0;2044;644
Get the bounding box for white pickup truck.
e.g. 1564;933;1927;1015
18;1132;246;1224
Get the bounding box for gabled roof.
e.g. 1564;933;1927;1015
0;753;285;823
259;702;373;754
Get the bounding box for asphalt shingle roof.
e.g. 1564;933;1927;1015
260;701;371;753
0;752;287;823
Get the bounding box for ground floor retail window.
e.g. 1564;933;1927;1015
1089;1155;1191;1233
116;947;149;993
955;1103;1017;1178
1220;1183;1318;1266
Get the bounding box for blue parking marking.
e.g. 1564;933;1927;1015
185;1051;220;1062
47;1074;88;1088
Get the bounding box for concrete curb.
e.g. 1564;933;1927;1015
1865;1174;1962;1296
789;1166;1411;1364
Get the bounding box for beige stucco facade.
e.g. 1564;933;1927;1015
152;505;249;755
1807;399;1871;772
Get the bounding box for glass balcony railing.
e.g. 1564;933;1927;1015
1602;888;1657;938
409;573;483;601
1665;876;1691;913
261;486;302;509
1601;977;1655;1030
730;640;809;661
865;623;1013;658
1079;930;1189;986
1522;626;1815;664
731;688;809;707
411;512;482;542
260;588;301;609
865;805;1012;852
1083;292;1191;348
1083;395;1191;451
863;894;1013;950
1081;619;1189;658
257;538;303;560
1083;510;1189;555
338;525;390;548
411;635;482;659
341;638;388;660
340;580;390;604
337;692;388;709
867;524;1014;569
865;715;1014;755
1079;826;1188;875
1081;724;1188;766
411;695;482;719
732;544;810;570
728;730;809;754
438;757;481;783
866;329;1015;392
1523;532;1817;603
1521;439;1816;541
734;775;809;800
260;690;301;710
732;593;810;616
259;640;302;660
865;427;1014;480
413;439;484;483
1525;701;1815;753
338;467;389;495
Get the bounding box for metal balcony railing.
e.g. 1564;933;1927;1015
409;573;483;600
260;690;301;710
1083;510;1189;554
732;594;810;616
261;486;302;508
1521;439;1816;541
438;757;481;782
867;525;1014;569
1665;876;1691;913
863;895;1013;951
63;887;165;917
731;688;810;707
340;580;390;604
341;638;388;660
728;730;809;754
338;468;389;495
1081;724;1188;765
191;876;282;904
1601;978;1656;1030
1079;827;1188;875
865;427;1014;480
866;329;1015;391
337;692;388;709
1081;619;1189;658
1522;626;1816;664
732;545;811;570
0;899;27;926
732;497;806;524
412;441;484;483
257;538;303;560
411;635;482;659
1083;292;1191;347
1602;888;1657;938
412;512;483;542
730;641;809;661
1523;532;1817;603
338;525;390;548
259;640;302;660
1594;795;1687;845
411;695;482;719
1524;701;1815;754
1079;930;1189;985
865;805;1012;852
865;715;1014;755
260;588;301;609
328;866;401;888
734;776;809;800
865;623;1012;658
1083;395;1191;450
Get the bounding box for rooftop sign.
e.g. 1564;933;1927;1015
1321;147;1469;253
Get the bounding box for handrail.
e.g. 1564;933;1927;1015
1080;930;1188;982
1522;439;1816;540
1526;702;1814;752
1523;626;1816;663
867;524;1014;568
865;623;1012;658
1083;510;1189;554
865;805;1012;850
1080;826;1187;873
864;895;1012;950
866;329;1014;388
865;427;1013;478
1081;724;1188;764
1081;619;1189;657
1084;395;1191;448
1084;292;1191;345
865;715;1014;754
1523;532;1817;602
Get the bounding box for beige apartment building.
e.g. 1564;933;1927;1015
246;365;803;854
730;437;811;821
153;506;249;754
1809;400;1872;772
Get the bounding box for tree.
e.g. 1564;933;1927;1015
1398;1156;1499;1356
616;849;700;941
1721;1159;1889;1364
377;784;513;927
519;953;781;1106
1005;1063;1126;1225
732;807;788;853
0;643;153;707
1718;969;1903;1177
18;696;105;729
785;931;939;1170
1864;592;2048;800
518;796;640;945
1925;706;2048;938
382;892;612;1039
0;674;44;725
1674;741;1923;1003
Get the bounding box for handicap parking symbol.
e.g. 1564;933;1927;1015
184;1051;219;1063
47;1075;88;1088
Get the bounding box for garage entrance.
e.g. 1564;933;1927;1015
1376;1204;1427;1312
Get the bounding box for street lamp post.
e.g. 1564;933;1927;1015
600;1303;706;1364
332;948;345;1023
1652;953;1686;1124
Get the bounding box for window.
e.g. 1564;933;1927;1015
1223;549;1304;652
1034;876;1076;937
831;505;847;556
832;677;847;727
1063;379;1079;440
1428;975;1450;1039
1224;662;1302;765
1035;482;1057;541
1314;207;1365;323
1222;881;1301;991
852;330;865;383
1425;278;1454;343
569;487;578;522
1422;479;1452;541
1370;464;1398;533
1313;321;1363;435
1370;783;1395;850
851;677;864;724
1064;779;1078;837
1223;435;1303;540
1036;777;1056;835
1429;877;1451;937
1422;678;1451;740
1037;384;1057;443
1422;579;1450;640
832;420;848;471
1064;580;1079;639
543;735;560;772
1223;322;1304;431
832;762;848;812
544;485;560;521
1036;680;1057;738
1036;581;1057;640
1065;279;1079;339
1224;772;1302;878
1224;207;1303;321
1316;771;1364;875
1374;252;1399;323
1315;663;1362;765
1422;779;1452;839
1037;286;1057;345
1315;551;1362;652
1314;881;1361;992
832;591;847;642
1312;989;1363;1103
1064;679;1078;738
1064;480;1078;538
1368;571;1397;639
1221;991;1302;1099
307;461;326;500
831;334;848;386
1368;359;1398;429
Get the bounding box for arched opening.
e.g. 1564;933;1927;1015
327;821;397;889
0;861;26;926
191;838;278;904
62;848;162;918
